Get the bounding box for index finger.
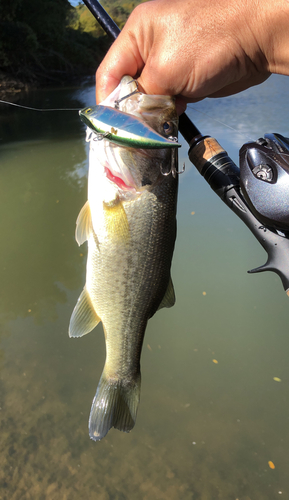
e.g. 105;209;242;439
95;30;144;104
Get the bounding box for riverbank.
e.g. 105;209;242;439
0;71;95;101
0;72;30;99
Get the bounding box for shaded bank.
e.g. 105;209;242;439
0;0;112;94
0;29;111;97
0;71;30;99
0;70;96;101
0;0;146;96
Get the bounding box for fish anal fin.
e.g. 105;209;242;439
158;276;175;310
89;370;141;441
75;201;92;246
103;199;130;243
69;287;101;338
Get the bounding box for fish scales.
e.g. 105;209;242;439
89;185;176;371
69;76;179;441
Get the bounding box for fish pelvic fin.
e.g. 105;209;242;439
69;287;101;338
75;201;92;246
89;370;141;441
158;276;176;310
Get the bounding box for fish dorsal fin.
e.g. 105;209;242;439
75;201;92;246
158;277;176;310
69;287;101;338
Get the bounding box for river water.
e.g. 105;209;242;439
0;75;289;499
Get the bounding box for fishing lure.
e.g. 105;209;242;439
79;105;181;149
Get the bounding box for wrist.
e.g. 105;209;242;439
253;0;289;76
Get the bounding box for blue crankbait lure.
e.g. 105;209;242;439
79;105;181;149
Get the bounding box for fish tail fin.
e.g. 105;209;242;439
88;370;141;441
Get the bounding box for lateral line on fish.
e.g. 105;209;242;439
0;100;79;112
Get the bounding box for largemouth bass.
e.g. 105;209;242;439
69;76;179;441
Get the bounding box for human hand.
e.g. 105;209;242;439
95;0;289;112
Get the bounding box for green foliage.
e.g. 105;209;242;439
0;21;38;68
0;0;23;22
0;0;145;85
19;0;70;45
67;0;146;37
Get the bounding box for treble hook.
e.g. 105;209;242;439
160;162;186;177
160;147;185;177
114;80;141;109
92;132;110;141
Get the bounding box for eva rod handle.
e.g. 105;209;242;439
82;0;201;141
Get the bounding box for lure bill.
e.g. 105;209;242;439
79;104;181;149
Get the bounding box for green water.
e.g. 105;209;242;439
0;76;289;499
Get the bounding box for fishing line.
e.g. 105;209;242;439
0;99;252;140
0;99;80;112
3;98;281;154
0;98;254;139
186;104;253;142
186;104;289;158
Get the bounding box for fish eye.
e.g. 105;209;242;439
163;121;174;135
85;108;92;113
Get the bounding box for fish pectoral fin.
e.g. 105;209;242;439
158;276;176;310
75;201;92;246
69;287;101;338
103;199;130;243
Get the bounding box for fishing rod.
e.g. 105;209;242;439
82;0;289;295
